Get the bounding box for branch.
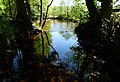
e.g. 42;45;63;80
85;0;99;20
41;32;45;61
42;0;53;28
44;31;60;60
40;0;60;60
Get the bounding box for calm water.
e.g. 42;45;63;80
12;20;78;73
44;20;78;61
1;20;119;81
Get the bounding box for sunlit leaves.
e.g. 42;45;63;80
29;0;49;20
1;0;15;19
0;1;6;15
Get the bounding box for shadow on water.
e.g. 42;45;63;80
14;31;79;82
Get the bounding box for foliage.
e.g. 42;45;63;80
75;0;120;81
50;0;88;23
69;1;88;23
0;0;16;20
30;0;49;20
34;33;51;59
0;19;15;50
34;22;52;60
29;0;40;20
0;0;6;16
29;0;89;23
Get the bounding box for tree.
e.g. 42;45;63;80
16;0;32;33
40;0;42;25
85;0;113;21
101;0;112;19
0;0;16;19
42;0;54;28
85;0;99;21
70;1;88;22
60;0;65;15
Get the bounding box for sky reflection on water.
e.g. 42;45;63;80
44;20;78;61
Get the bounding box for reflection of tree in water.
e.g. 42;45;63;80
59;31;75;40
66;45;85;72
34;32;51;61
42;20;51;31
67;44;111;82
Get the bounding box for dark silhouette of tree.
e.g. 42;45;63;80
85;0;99;21
85;0;112;21
101;0;112;19
16;0;32;33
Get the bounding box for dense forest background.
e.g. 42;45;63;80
0;0;120;23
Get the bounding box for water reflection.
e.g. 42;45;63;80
51;32;77;61
0;19;80;81
43;20;76;31
34;32;51;61
42;20;78;62
12;49;23;72
1;19;120;81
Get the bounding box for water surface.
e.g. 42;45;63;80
43;20;78;61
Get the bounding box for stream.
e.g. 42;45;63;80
10;20;79;80
1;20;120;82
44;20;77;61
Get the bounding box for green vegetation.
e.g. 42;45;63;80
0;19;15;51
0;0;16;20
27;0;89;23
50;0;88;23
30;0;49;20
0;0;120;24
34;22;52;60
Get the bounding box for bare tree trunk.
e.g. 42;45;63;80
101;0;112;19
85;0;99;21
40;0;42;25
42;0;53;28
16;0;32;33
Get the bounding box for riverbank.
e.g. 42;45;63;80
47;16;79;23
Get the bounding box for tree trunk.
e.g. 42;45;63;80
42;0;53;28
101;0;112;19
16;0;32;33
85;0;99;21
40;0;42;25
